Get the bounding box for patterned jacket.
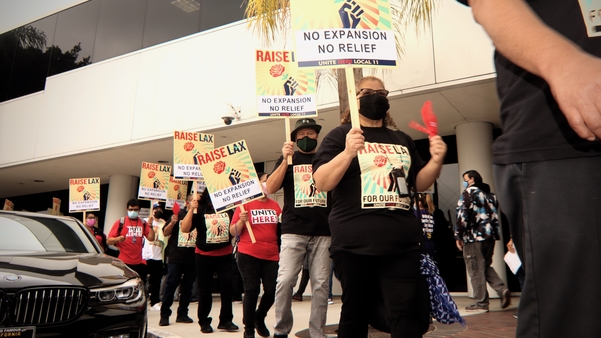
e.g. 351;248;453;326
454;183;500;243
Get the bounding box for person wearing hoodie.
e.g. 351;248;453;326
455;170;510;313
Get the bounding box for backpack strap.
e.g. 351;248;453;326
117;217;125;236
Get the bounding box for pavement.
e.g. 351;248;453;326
147;293;519;338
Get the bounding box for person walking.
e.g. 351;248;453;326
455;170;510;312
456;1;601;336
231;173;282;338
182;189;239;334
143;202;168;310
312;76;447;337
266;118;332;338
159;196;196;327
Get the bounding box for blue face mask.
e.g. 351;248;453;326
128;210;139;219
462;181;468;189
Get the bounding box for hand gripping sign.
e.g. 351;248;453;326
409;101;439;136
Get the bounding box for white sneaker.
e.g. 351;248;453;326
150;303;161;311
328;298;334;305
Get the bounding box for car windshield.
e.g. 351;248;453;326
0;213;99;253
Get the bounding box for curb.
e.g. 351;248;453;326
148;327;183;338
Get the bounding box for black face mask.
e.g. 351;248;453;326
297;136;318;152
154;210;163;218
359;94;390;121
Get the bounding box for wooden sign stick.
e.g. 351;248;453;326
239;204;257;244
345;66;360;129
284;117;293;164
193;181;198;214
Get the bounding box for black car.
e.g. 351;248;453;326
0;210;147;338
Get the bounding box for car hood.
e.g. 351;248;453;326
0;251;137;290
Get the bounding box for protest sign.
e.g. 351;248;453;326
255;50;317;117
195;140;263;212
139;162;171;200
290;0;396;68
51;197;61;215
173;131;214;180
69;177;100;212
3;199;14;210
166;176;189;210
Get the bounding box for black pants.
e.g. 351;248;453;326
495;158;601;337
146;259;163;306
332;250;422;338
160;261;197;318
127;263;148;285
232;254;244;301
236;253;278;333
196;254;234;325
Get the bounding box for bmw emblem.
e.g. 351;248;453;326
4;274;22;282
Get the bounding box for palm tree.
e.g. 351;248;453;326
244;0;437;116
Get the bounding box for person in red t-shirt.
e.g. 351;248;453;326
231;173;282;338
108;199;155;283
85;212;107;252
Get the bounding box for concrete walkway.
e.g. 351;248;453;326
147;294;519;338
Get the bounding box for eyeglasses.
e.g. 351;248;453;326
127;208;140;211
358;88;389;97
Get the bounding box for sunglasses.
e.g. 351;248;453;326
357;88;389;97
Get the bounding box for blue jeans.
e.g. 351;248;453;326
160;261;197;318
273;234;331;338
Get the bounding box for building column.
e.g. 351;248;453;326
455;121;508;298
103;174;139;235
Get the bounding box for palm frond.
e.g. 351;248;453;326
390;0;437;56
314;68;338;93
243;0;290;45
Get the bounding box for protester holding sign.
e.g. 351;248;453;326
312;76;447;338
267;118;331;337
182;189;239;334
159;196;195;327
266;118;331;338
231;172;282;338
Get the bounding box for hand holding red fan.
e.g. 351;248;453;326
172;202;180;216
409;101;438;136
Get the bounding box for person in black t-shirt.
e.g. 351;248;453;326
267;118;332;338
457;1;601;336
183;189;239;334
313;76;446;338
158;196;194;327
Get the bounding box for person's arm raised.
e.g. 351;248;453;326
181;200;198;233
415;135;447;191
265;142;294;194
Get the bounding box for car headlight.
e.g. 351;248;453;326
90;278;144;304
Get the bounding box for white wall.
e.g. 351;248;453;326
0;0;493;168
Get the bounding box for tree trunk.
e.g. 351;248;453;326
337;68;364;118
